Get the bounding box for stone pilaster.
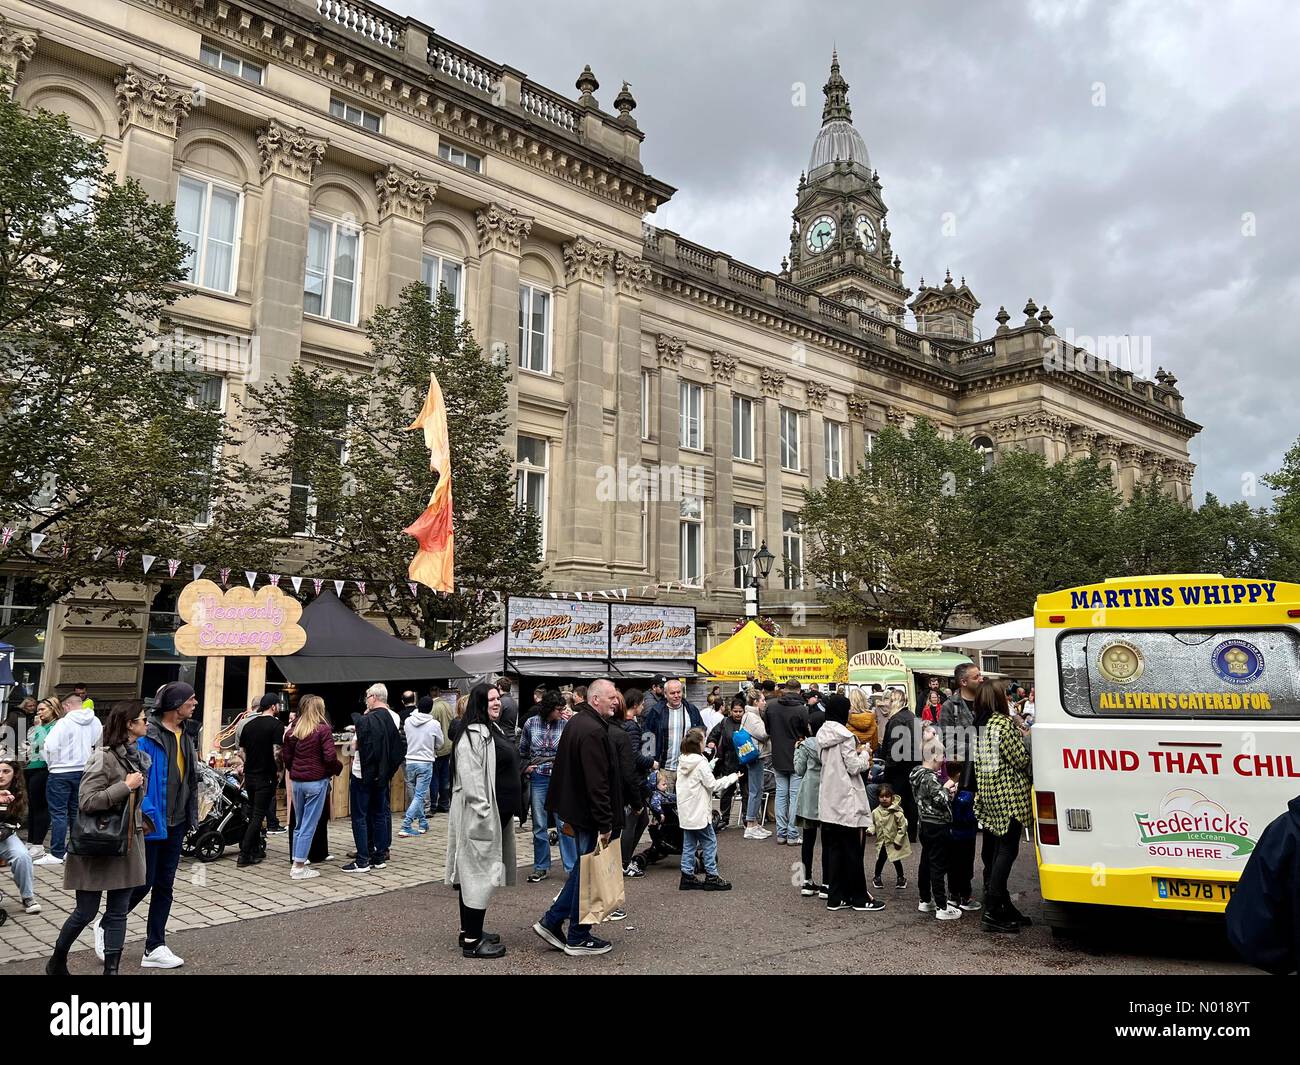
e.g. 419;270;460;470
846;392;869;474
115;65;194;202
761;379;785;585
612;254;652;570
712;354;737;583
374;164;437;306
807;382;829;483
655;333;684;581
1118;442;1141;497
1068;424;1098;461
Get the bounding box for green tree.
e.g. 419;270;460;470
241;282;544;649
1112;481;1204;576
0;84;267;637
1193;494;1296;580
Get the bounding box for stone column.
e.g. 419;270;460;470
1139;449;1160;491
0;22;37;100
655;333;684;581
250;120;327;391
1118;443;1141;497
711;351;738;581
1096;435;1122;490
555;236;614;573
374;164;438;307
761;368;787;583
807;381;829;483
1068;425;1098;462
114;65;194;203
612;252;654;570
475;202;534;463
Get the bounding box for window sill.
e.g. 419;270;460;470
303;313;365;334
517;365;554;380
173;283;248;305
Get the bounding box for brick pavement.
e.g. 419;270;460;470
0;814;544;965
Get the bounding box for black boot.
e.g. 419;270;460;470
679;873;701;890
702;874;732;891
46;946;70;976
981;902;1020;934
1004;901;1033;927
103;950;122;976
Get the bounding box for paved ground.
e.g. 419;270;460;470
3;820;1254;975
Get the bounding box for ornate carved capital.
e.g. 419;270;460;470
1095;434;1122;460
846;393;870;422
1069;425;1098;452
990;417;1020;443
375;165;437;223
760;368;786;397
1118;443;1140;465
115;65;194;138
612;250;653;296
885;406;907;427
655;333;684;368
710;351;737;383
1047;416;1072;441
1139;449;1161;474
562;235;614;283
806;381;829;410
0;21;37;95
475;202;534;254
256;119;327;183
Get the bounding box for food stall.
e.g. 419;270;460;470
696;622;849;684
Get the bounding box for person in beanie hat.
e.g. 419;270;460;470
237;693;285;865
118;681;199;969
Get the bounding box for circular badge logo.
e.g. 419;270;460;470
1212;639;1264;685
1099;640;1144;684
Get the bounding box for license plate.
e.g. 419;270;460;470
1154;877;1236;902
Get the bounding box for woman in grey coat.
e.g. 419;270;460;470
794;708;827;898
445;683;518;959
47;700;150;975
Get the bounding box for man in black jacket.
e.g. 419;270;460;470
343;683;406;873
1226;794;1300;974
767;679;810;846
939;663;982;763
533;677;621;957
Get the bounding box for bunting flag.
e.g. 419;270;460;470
61;543;69;560
403;373;455;593
1;527;13;548
388;584;397;599
30;533;46;553
290;576;304;594
92;547;105;562
245;570;258;588
141;554;157;574
168;559;181;577
115;549;127;569
408;581;418;597
332;580;345;597
268;574;281;588
355;580;366;595
219;567;230;587
192;563;206;580
312;578;323;595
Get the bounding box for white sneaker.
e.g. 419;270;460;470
94;917;105;960
141;945;184;969
744;826;772;840
25;844;44;859
290;866;320;880
23;898;41;915
917;901;935;913
33;853;64;866
936;904;963;921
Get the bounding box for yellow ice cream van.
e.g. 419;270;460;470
1031;575;1300;929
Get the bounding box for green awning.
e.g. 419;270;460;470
896;651;973;674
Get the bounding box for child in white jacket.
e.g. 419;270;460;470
676;729;739;892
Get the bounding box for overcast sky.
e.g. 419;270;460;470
419;0;1298;505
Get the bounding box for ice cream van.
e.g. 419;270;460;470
1031;574;1300;929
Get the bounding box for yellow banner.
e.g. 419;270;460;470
754;638;849;684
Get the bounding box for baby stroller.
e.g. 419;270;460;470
182;763;257;863
629;786;704;876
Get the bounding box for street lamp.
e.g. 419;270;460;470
736;540;776;619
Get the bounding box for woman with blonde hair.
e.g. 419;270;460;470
280;695;342;880
23;697;62;850
846;688;878;754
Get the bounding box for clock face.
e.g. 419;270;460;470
805;215;836;253
855;213;877;251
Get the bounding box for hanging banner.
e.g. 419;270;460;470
609;604;696;660
174;579;307;657
506;596;609;658
754;637;850;684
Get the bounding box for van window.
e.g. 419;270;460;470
1056;628;1300;720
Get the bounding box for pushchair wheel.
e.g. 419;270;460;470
195;830;225;863
180;827;198;857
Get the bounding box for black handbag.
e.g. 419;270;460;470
67;749;138;858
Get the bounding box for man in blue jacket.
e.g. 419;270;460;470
641;679;703;772
115;682;199;969
1226;794;1299;975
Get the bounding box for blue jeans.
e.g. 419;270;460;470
1;833;34;898
432;755;452;811
127;820;187;952
529;775;578;873
542;827;598;945
46;770;82;859
774;770;801;841
402;763;433;831
290;778;330;863
681;825;719;877
745;763;764;823
350;777;389;866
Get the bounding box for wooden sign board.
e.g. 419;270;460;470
174;580;307;657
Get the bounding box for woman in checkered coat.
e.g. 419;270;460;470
973;682;1032;934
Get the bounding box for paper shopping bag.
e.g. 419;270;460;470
578;837;626;925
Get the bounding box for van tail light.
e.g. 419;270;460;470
1036;791;1059;846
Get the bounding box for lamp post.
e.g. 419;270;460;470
735;540;776;619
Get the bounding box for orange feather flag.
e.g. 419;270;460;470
403;372;454;592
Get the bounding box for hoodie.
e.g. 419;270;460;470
815;720;872;828
675;753;739;831
44;708;103;774
403;710;443;764
766;694;810;772
1225;796;1300;975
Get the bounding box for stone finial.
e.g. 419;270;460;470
256;119;327;183
375;165;437;222
475;202;535;254
115;65;194;138
994;305;1011;333
1037;305;1054;332
893;254;901;268
575;64;599;108
0;20;38;97
780;256;790;275
943;268;953;286
562;235;614;283
613;81;637;126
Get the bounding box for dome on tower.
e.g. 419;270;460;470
807;51;870;179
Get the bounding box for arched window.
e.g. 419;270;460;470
971;435;995;471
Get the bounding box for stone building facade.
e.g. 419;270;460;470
0;0;1199;700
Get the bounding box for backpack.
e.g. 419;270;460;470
732;728;760;766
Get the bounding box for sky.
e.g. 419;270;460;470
414;0;1300;506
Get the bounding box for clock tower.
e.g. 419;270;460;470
787;52;909;319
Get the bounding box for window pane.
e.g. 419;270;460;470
517;435;547;466
219;53;240;75
363;112;381;132
242;61;263;85
421;254;435;292
330;99;345;119
441;260;462;309
680;496;702;520
288;484;310;534
333;229;358;282
200;44;220;67
531;289;549;334
175;179;205;282
517;286;529;367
